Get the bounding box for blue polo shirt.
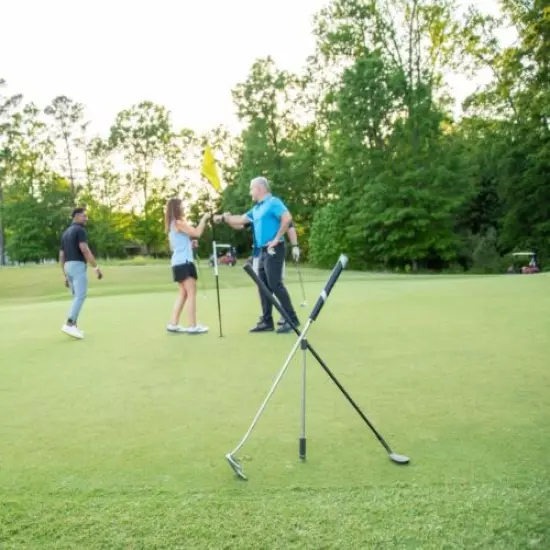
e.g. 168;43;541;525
246;195;288;248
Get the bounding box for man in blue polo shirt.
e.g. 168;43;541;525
248;220;299;326
214;176;299;333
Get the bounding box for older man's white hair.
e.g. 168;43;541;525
250;176;270;191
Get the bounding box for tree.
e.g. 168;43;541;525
231;57;300;189
45;96;85;200
306;0;476;269
4;173;73;263
225;57;332;257
0;80;23;264
108;101;179;254
462;0;550;261
0;92;59;264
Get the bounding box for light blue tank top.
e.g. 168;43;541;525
169;222;193;266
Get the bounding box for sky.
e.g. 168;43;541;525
1;0;509;140
1;0;328;137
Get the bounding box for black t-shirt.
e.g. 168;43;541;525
61;223;88;262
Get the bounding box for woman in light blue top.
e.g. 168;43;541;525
165;198;210;334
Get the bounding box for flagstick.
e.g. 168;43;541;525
212;239;223;338
200;143;224;337
208;197;223;337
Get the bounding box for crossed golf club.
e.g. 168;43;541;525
225;254;410;481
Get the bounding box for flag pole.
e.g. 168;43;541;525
200;144;224;337
213;239;223;337
208;191;223;337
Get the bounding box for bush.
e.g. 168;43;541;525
129;255;149;266
308;203;345;268
471;228;501;273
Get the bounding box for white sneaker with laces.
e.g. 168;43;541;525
62;324;84;340
167;324;187;334
187;324;209;335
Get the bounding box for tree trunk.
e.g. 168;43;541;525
63;134;76;202
142;171;149;256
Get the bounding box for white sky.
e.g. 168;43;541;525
1;0;329;137
1;0;510;140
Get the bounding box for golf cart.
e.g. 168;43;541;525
209;248;237;267
506;251;540;274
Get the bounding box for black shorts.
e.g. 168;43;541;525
172;262;198;282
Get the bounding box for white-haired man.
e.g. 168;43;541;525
214;176;299;334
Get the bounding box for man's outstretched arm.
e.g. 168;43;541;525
214;213;251;229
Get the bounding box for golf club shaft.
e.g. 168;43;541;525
310;254;348;321
300;338;307;460
230;319;313;457
243;261;395;456
296;262;307;304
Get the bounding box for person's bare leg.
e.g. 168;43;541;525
170;283;187;325
183;278;197;327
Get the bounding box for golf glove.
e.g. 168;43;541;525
292;245;300;262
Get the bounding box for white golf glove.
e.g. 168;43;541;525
292;245;300;262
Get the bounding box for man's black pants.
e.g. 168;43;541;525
258;242;298;325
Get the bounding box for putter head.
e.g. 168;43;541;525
300;302;307;308
389;452;410;465
225;453;248;480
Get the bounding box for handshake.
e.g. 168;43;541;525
213;212;231;224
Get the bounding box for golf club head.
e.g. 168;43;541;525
389;452;410;465
300;301;307;308
225;453;248;480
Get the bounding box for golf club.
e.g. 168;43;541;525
225;254;409;480
238;256;410;470
225;317;313;480
225;256;349;480
296;261;307;307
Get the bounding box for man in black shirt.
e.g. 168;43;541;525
59;208;103;339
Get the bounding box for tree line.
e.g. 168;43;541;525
1;0;548;272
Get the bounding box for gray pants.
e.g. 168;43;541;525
253;257;286;279
64;261;88;323
258;243;297;324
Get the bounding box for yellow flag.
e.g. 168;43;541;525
201;145;222;193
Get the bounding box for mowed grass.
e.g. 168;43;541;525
0;261;549;549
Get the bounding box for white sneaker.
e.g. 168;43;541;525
167;324;187;334
187;324;209;335
62;324;84;340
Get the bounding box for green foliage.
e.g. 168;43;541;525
309;202;347;268
44;95;85;199
0;0;548;271
471;228;501;273
4;174;73;262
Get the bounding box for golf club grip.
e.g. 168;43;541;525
310;254;348;321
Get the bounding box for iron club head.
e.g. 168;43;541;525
300;301;307;308
389;452;410;465
225;453;248;480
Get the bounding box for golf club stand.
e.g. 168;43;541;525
225;254;410;481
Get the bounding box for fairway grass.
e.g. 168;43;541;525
1;264;549;548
